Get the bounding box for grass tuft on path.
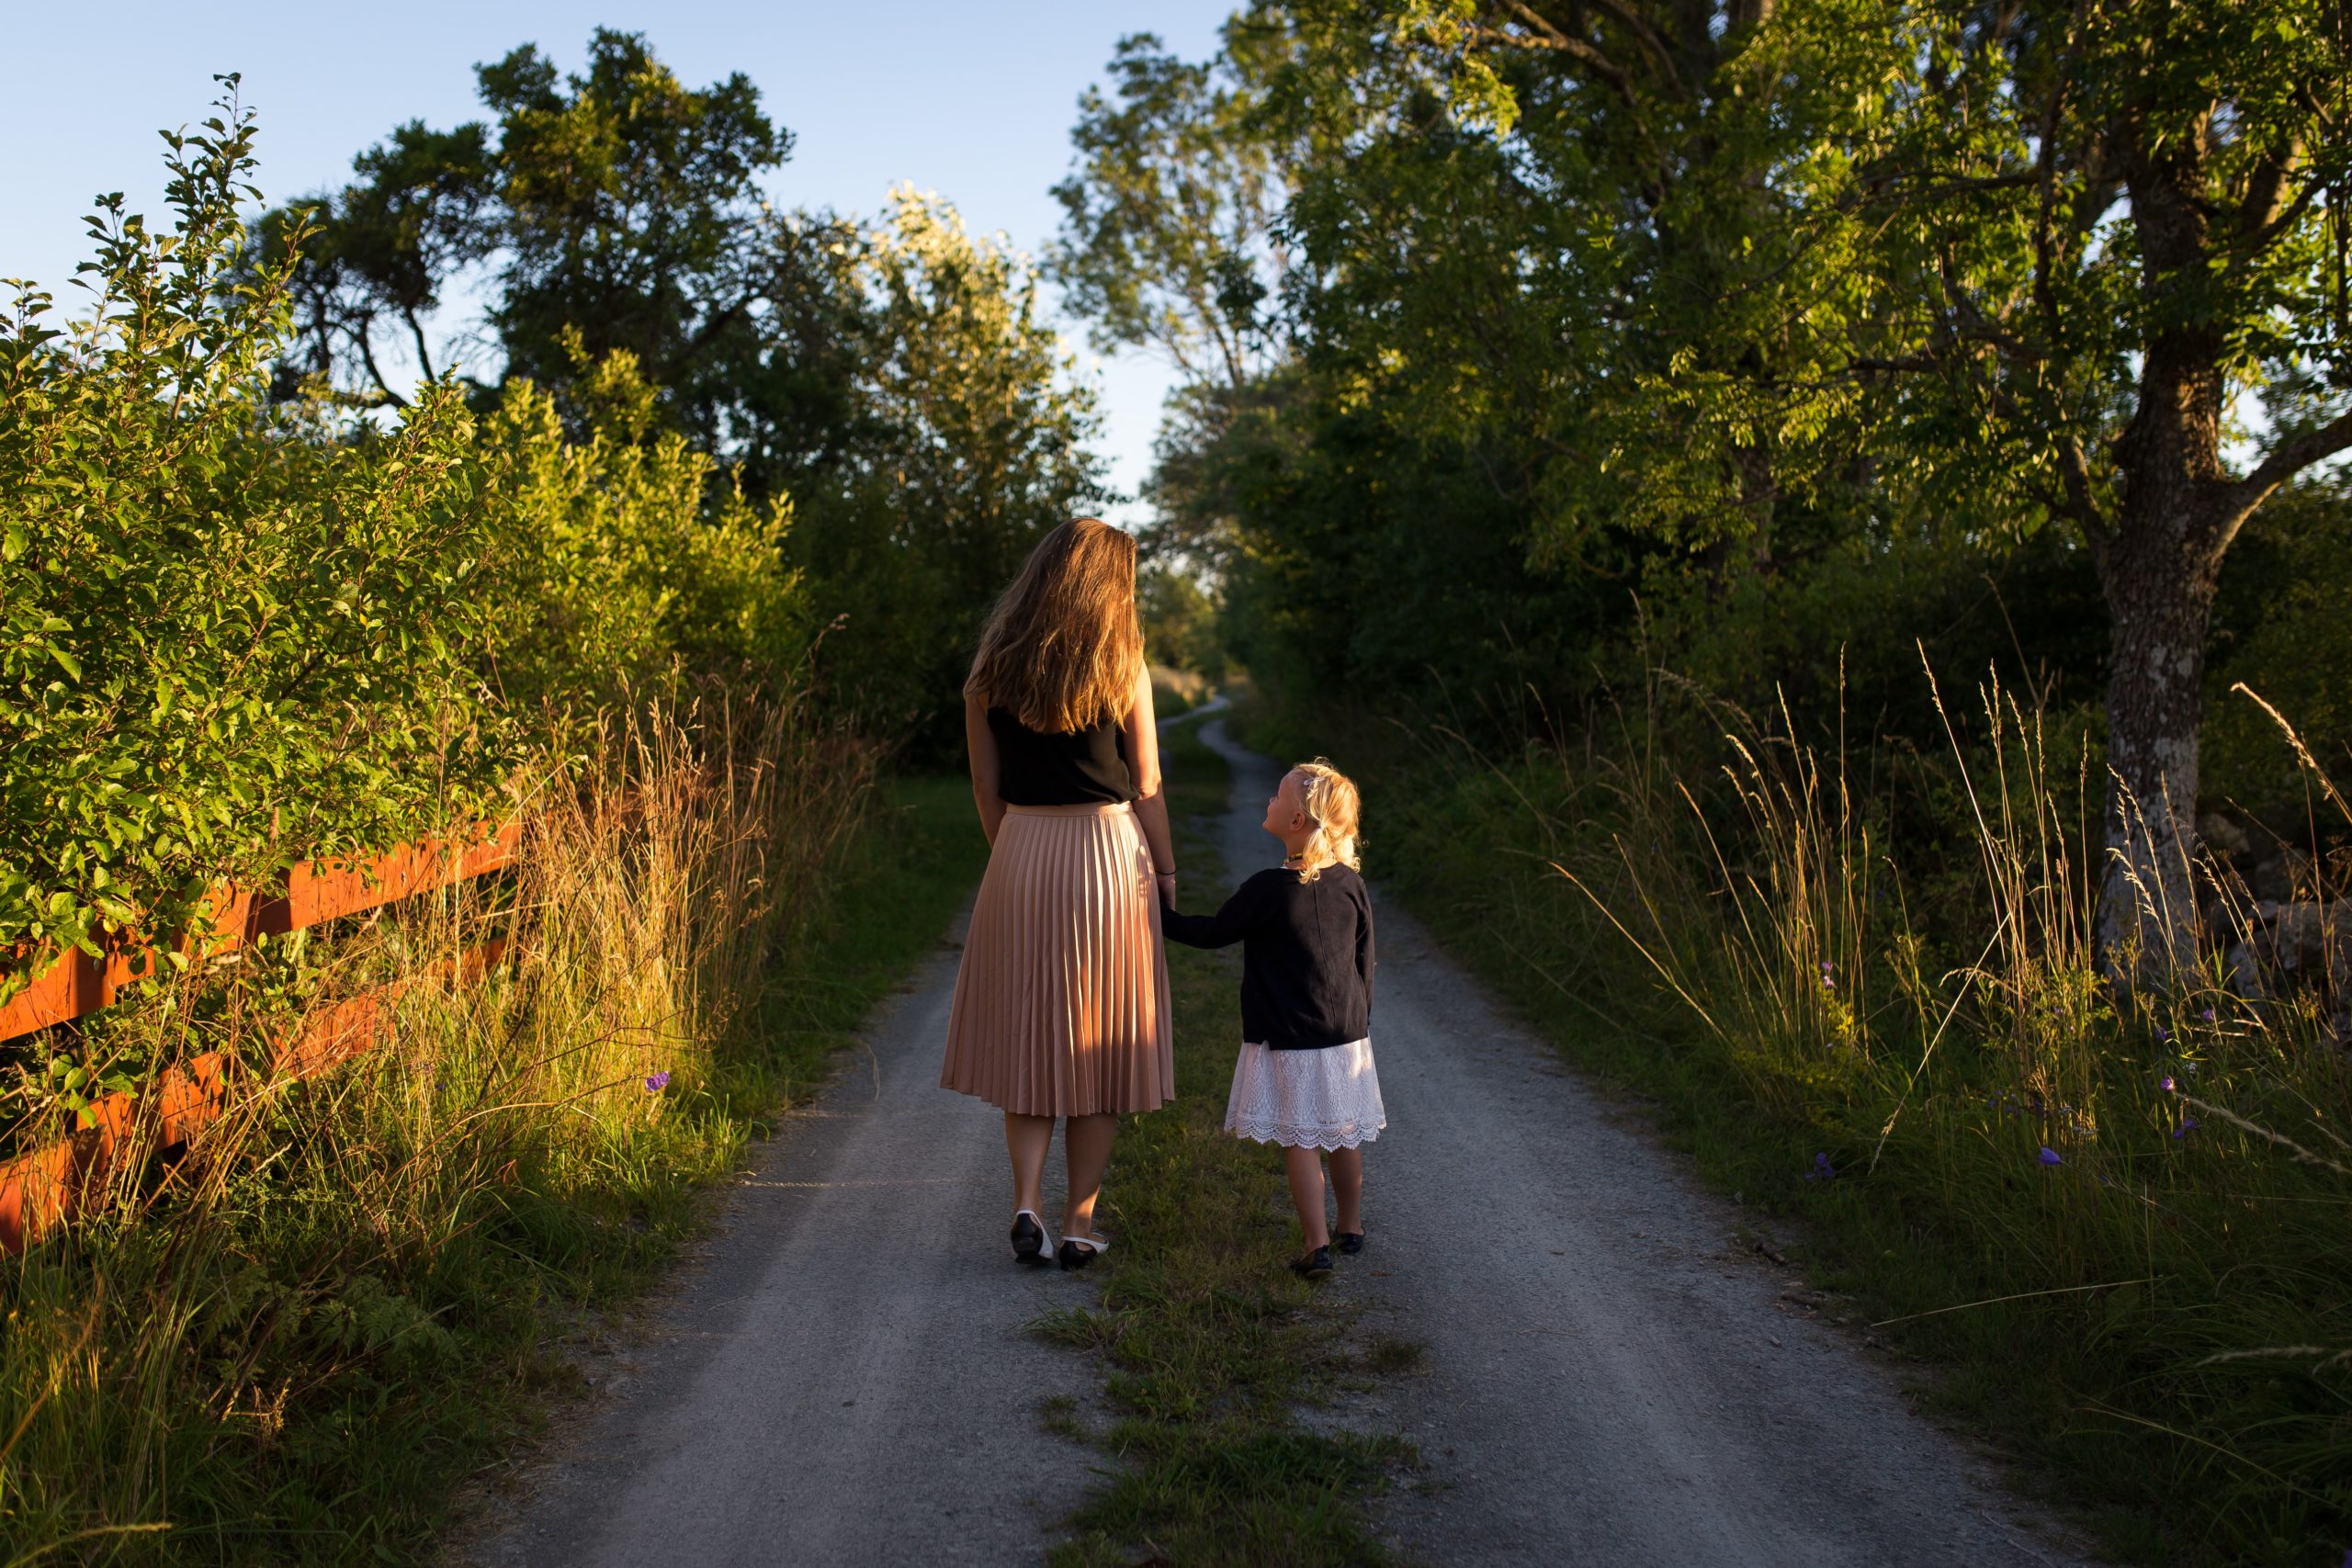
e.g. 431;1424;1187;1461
1046;716;1406;1568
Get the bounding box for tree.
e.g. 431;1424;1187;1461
1049;31;1292;391
788;189;1110;751
1858;0;2352;971
260;29;870;497
258;120;494;402
1132;0;2352;975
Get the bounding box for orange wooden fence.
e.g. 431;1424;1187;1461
0;824;523;1254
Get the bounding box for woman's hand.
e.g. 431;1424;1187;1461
1154;871;1178;904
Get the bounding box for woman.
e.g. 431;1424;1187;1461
941;518;1177;1269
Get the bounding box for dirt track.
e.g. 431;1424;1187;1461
1192;715;2087;1566
463;711;2087;1567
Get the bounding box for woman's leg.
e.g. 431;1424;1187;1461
1006;1112;1053;1216
1328;1146;1363;1235
1283;1145;1331;1251
1061;1112;1119;1239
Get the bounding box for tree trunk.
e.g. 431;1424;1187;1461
2095;114;2233;982
2094;487;2221;977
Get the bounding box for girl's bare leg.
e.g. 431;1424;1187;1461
1328;1146;1363;1235
1005;1112;1053;1217
1062;1112;1118;1239
1283;1145;1331;1250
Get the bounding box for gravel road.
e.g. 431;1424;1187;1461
1192;716;2087;1567
459;916;1102;1568
463;711;2088;1568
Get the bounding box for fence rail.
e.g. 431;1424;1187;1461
0;823;523;1253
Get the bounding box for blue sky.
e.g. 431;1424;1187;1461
0;3;1237;523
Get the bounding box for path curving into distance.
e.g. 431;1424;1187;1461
463;708;2087;1567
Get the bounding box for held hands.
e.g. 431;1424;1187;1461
1154;871;1177;907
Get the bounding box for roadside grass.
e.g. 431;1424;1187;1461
1231;690;2352;1568
0;717;985;1566
1044;715;1408;1568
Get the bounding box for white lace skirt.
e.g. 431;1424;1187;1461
1224;1038;1386;1151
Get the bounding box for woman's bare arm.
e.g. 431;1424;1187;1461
1125;667;1179;885
966;693;1007;846
1124;667;1176;888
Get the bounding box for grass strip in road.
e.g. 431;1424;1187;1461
1042;716;1408;1568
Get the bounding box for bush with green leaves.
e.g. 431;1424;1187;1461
0;85;815;1010
0;90;502;997
473;336;807;716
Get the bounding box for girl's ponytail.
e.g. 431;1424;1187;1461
1291;759;1362;883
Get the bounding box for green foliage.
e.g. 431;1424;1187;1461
2205;478;2352;812
261;28;869;497
1049;31;1289;389
1060;1;2352;824
1138;562;1227;681
0;86;503;993
272;32;1119;755
1;87;817;1003
789;188;1109;754
474;337;806;714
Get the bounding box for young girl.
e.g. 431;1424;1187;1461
1159;759;1383;1279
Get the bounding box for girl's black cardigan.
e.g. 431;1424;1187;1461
1159;864;1374;1049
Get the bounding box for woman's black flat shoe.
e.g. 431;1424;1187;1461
1336;1232;1365;1257
1289;1245;1334;1279
1057;1234;1109;1270
1011;1210;1047;1266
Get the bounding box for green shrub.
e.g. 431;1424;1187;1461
0;97;502;990
0;87;816;1010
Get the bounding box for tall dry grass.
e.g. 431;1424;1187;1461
1270;663;2351;1562
0;689;872;1562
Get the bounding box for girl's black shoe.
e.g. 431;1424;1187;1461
1289;1245;1334;1279
1057;1234;1109;1270
1335;1232;1365;1256
1011;1210;1047;1266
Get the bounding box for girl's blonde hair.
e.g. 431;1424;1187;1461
965;518;1144;733
1290;759;1363;883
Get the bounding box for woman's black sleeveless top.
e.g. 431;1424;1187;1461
989;707;1135;806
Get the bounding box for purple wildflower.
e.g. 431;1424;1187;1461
2038;1146;2063;1166
2199;1007;2216;1022
1804;1152;1835;1181
2159;1077;2177;1093
2172;1117;2199;1140
645;1071;672;1093
2154;1025;2172;1043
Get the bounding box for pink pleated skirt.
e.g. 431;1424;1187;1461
941;802;1175;1117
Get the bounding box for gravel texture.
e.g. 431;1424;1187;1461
464;709;2092;1568
1196;715;2090;1567
459;921;1102;1568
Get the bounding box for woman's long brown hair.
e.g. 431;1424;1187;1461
965;518;1144;733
